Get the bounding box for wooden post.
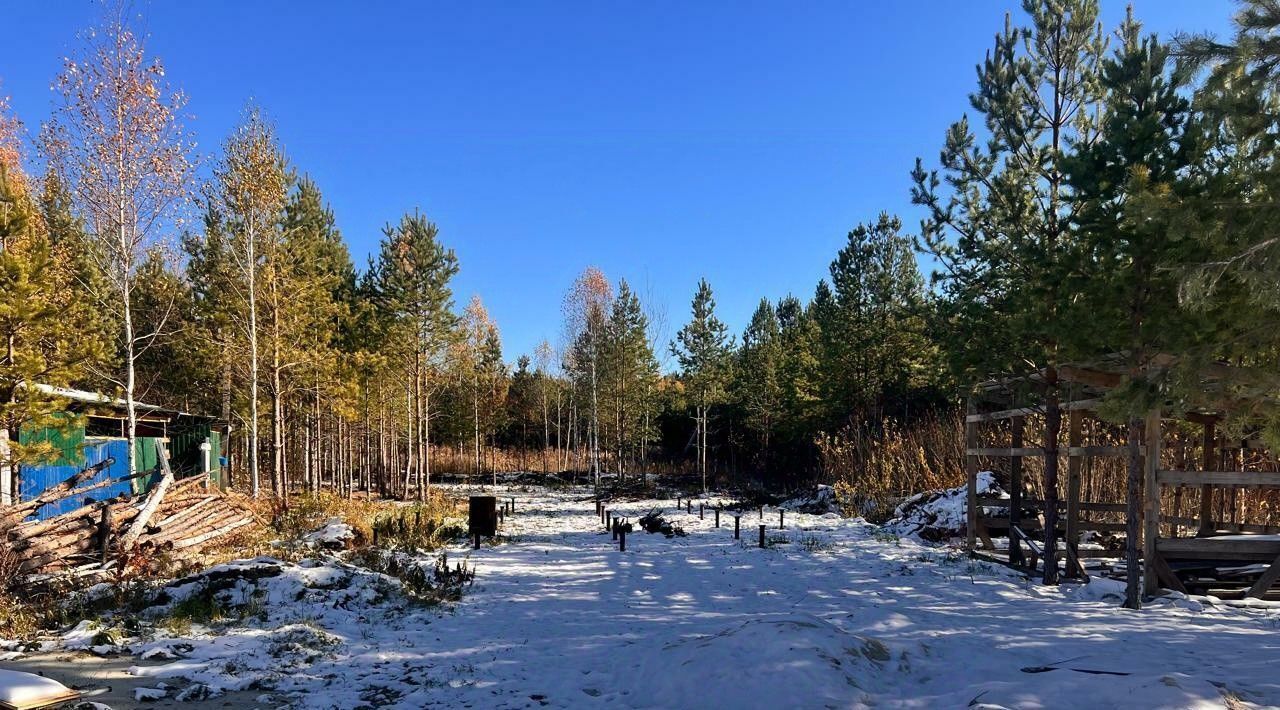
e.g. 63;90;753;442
604;510;610;530
779;510;785;529
1143;410;1162;597
611;517;618;541
1009;415;1025;566
1198;421;1216;537
1065;409;1083;577
734;515;740;539
619;527;626;552
99;505;112;565
758;524;766;548
510;497;515;513
699;503;704;520
714;508;720;528
965;398;979;554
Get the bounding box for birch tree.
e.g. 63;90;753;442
563;268;611;487
211;108;288;497
43;5;195;478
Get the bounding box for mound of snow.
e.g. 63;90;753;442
780;484;840;514
622;613;907;707
0;668;78;708
302;519;355;549
883;471;1006;542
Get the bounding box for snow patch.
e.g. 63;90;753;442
884;471;1004;541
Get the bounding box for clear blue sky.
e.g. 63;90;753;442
5;1;1234;364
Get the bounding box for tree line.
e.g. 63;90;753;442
4;0;1280;527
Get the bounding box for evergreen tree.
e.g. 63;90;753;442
0;149;102;504
1064;11;1195;607
374;211;459;497
671;278;733;494
913;0;1105;584
817;213;930;428
736;299;783;479
602;279;659;479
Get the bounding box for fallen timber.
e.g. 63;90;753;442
2;445;260;578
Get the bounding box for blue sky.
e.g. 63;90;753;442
5;1;1234;363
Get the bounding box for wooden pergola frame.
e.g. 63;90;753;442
965;354;1280;598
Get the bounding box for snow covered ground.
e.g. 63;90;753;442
6;484;1280;709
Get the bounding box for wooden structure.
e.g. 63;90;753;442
966;355;1280;599
2;439;256;577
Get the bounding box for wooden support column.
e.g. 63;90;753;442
1143;410;1162;597
1008;416;1025;566
1198;421;1216;537
1065;409;1083;578
966;398;979;554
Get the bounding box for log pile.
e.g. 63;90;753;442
1;461;260;578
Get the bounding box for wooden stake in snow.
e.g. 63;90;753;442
619;526;626;552
758;524;766;548
779;510;785;529
714;508;720;527
699;503;704;520
119;440;175;548
734;515;740;539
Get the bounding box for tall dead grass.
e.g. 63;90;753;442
819;410;967;520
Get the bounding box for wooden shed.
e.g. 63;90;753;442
965;355;1280;600
17;385;225;520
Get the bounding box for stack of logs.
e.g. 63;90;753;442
1;457;259;577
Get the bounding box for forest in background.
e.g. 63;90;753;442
3;0;1280;508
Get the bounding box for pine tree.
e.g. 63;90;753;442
602;279;659;479
913;0;1105;584
375;211;458;497
817;213;930;428
0;131;102;505
1064;11;1195;607
672;278;733;494
736;299;783;479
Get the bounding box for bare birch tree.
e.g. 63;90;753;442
43;5;195;478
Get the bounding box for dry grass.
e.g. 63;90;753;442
820;410;967;521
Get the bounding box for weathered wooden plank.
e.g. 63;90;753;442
966;447;1045;457
965;399;978;553
1158;537;1280;561
964;399;1101;423
1009;416;1025;567
1143;410;1161;597
1148;552;1189;594
1246;553;1280;599
1198;423;1216;537
1159;470;1280;487
1067;445;1144;457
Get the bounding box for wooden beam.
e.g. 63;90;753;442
964;399;1101;423
1199;422;1216;537
966;399;978;553
1158;537;1280;561
1009;416;1025;566
1067;445;1144;457
1143;410;1161;597
1059;365;1122;389
1158;470;1280;487
1246;553;1280;599
1065;409;1083;578
966;447;1045;457
1148;551;1189;594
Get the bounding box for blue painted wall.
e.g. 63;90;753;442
19;438;133;520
